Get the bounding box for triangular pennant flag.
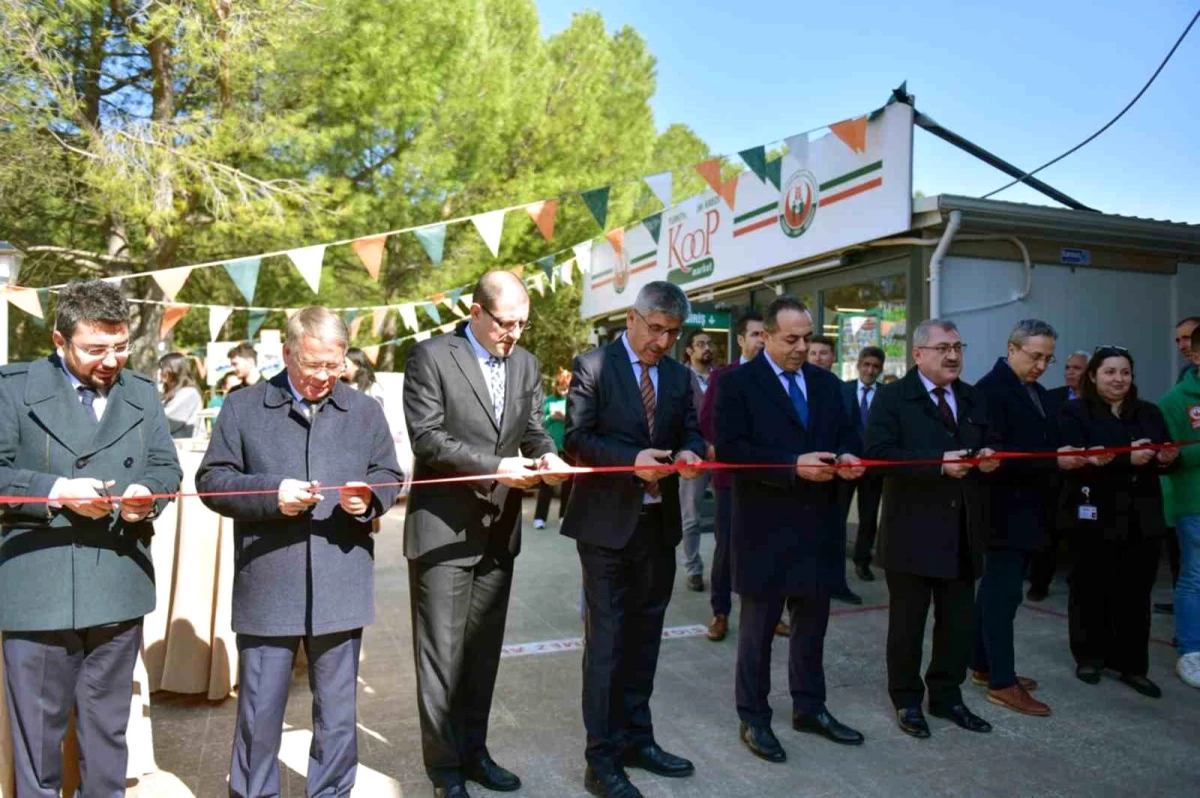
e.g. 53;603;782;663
159;304;190;339
693;158;724;195
350;236;387;281
765;156;783;191
529;273;546;297
287;245;326;293
605;228;625;261
580;186;610;229
642;213;663;245
399;303;419;332
223;257;261;304
371;307;388;336
509;264;525;278
643;171;673;207
524;200;559;242
716;175;738;211
361;345;380;365
537;255;556;280
284;308;299;320
447;287;464;306
152;266;194;302
471;209;507;258
349;315;366;341
5;287;44;319
420;301;441;325
560;259;574;286
460;293;473;310
32;288;50;325
413;225;446;267
413;330;431;343
247;309;268;339
438;321;458;334
343;309;359;327
829;116;868;154
573;241;593;275
739;145;768;183
208;306;233;341
785;133;809;164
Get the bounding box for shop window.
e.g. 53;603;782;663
821;275;907;381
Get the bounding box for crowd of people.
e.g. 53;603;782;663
0;275;1196;798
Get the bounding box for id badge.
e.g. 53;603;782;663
1077;487;1098;522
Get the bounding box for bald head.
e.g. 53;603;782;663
472;270;529;313
469;270;531;358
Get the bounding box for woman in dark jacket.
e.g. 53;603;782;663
1057;346;1179;697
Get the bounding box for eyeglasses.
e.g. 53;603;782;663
634;309;682;340
482;305;531;334
1016;347;1056;366
916;343;967;356
69;340;131;359
295;359;345;377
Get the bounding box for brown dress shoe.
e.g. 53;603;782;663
986;684;1051;716
971;671;1038;691
707;614;729;641
774;621;790;637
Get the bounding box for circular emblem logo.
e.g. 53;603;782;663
780;170;819;238
1190;405;1200;423
613;246;631;294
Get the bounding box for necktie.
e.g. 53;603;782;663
1026;384;1045;418
486;355;506;425
639;362;660;498
932;386;957;432
784;371;809;428
78;387;99;423
860;385;872;429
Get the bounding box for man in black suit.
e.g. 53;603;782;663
839;346;886;582
716;296;866;763
403;271;569;798
865;319;1001;739
971;320;1061;717
562;280;706;798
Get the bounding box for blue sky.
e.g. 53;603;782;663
538;1;1199;222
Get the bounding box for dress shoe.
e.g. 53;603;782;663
622;742;694;778
739;722;786;762
971;671;1039;691
1153;602;1175;615
1025;587;1048;602
774;621;790;637
928;703;992;733
855;563;875;581
584;767;642;798
1119;673;1162;698
465;754;521;791
686;574;705;592
434;785;470;798
707;613;729;642
792;709;864;745
895;707;930;739
1075;664;1102;685
986;684;1051;716
831;587;863;605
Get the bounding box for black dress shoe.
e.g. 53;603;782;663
1119;673;1162;698
831;587;863;605
929;703;992;733
686;574;705;592
622;743;694;778
793;709;865;745
896;707;930;739
434;784;470;798
1075;664;1102;684
739;722;786;762
584;767;642;798
855;563;875;582
465;754;521;791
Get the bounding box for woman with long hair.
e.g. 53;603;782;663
158;352;203;439
341;348;386;406
1056;346;1178;697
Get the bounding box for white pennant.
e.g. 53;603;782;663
413;330;432;343
785;133;809;164
460;293;473;309
287;245;326;293
643;171;673;207
208;306;233;341
471;209;507;258
399;303;419;332
5;287;44;319
560;259;574;285
152;266;194;302
573;241;593;275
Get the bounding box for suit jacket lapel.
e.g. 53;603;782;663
448;332;500;433
651;361;673;443
82;372;143;458
607;340;650;441
24;356;94;455
751;354;804;430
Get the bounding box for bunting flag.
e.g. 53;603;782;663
580;186;610;229
361;345;380;365
223;257;261;304
471;209;507;258
693;158;738;210
413;225;446;267
413;330;431;343
159;304;189;339
152;266;193;302
642;213;663;245
643;171;673;207
786;132;809;163
739;145;769;183
284;308;299;320
525;200;558;242
5;286;44;319
560;259;574;286
208;306;233;341
509;264;525;278
247;309;268;339
830;116;868;154
438;321;458;334
420;301;441;325
371;307;389;337
287;245;326;293
537;255;556;281
399;303;419;332
343;309;359;328
605;228;625;261
573;241;593;275
351;236;387;281
460;292;473;310
529;273;546;297
446;287;464;307
349;314;366;341
765;156;783;191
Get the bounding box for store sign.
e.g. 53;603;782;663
1060;247;1091;266
582;103;914;319
684;311;730;328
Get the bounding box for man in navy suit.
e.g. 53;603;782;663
839;346;886;581
716;296;866;763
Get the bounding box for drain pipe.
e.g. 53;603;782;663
928;210;961;319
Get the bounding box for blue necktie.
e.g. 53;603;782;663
784;371;809;427
860;385;872;430
78;387;99;423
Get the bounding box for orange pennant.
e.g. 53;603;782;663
160;304;190;339
351;236;387;281
525;199;559;242
605;228;625;261
830;116;867;154
349;315;365;341
361;345;380;364
693;158;724;194
717;176;738;211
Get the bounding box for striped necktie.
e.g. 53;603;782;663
639;362;660;497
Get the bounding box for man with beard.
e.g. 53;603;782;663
680;328;715;591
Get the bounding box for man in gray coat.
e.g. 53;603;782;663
197;307;403;798
404;270;568;798
0;279;182;797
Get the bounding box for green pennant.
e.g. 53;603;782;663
343;309;359;326
247;309;268;339
447;286;464;305
223;257;262;305
413;225;446;267
420;301;441;325
738;146;768;183
764;157;783;191
580;186;610;229
537;255;556;280
642;212;663;245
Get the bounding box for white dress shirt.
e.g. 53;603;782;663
764;354;808;400
917;371;958;422
465;323;505;412
622;332;662;504
857;379;877;410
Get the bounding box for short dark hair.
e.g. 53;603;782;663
736;310;764;338
763;296;809;333
54;279;130;338
858;346;886;364
684;328;711;350
1081;346;1139;419
228;341;257;363
809;335;836;349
